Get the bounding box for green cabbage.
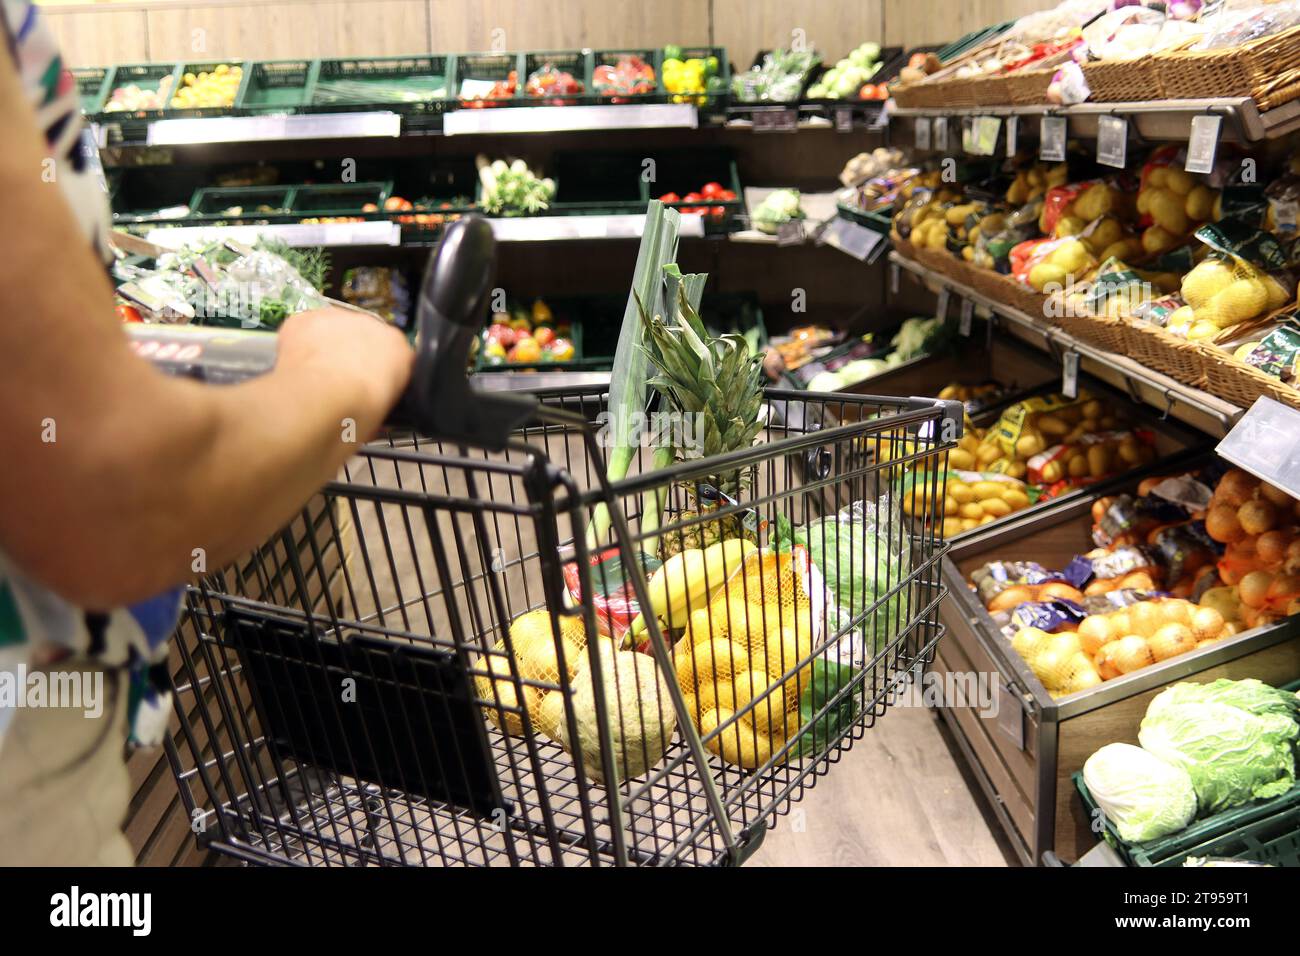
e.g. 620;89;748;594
1138;679;1300;816
1083;743;1197;843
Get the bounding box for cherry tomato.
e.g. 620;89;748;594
700;182;724;199
116;304;143;323
718;189;737;201
682;192;703;203
658;192;681;204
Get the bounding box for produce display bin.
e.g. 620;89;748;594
520;50;591;105
189;185;296;218
801;45;902;105
71;66;112;115
667;45;729;110
474;316;585;372
291;181;393;216
1075;749;1300;867
452;51;523;106
932;463;1300;866
236;59;319;111
639;147;743;234
312;55;451;110
836;201;894;234
590;48;663;102
551;151;645;215
167;60;247;115
97;63;183;116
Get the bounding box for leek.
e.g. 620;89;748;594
586;201;681;548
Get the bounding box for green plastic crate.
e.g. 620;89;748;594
236;59;319;110
452;51;522;105
312;55;451;109
836;202;893;233
638;148;743;234
520;50;590;104
71;67;111;114
168;61;247;114
663;45;729;108
552;151;644;215
1074;678;1300;867
475;307;584;372
590;49;662;102
98;63;182;115
189;185;295;217
291;182;393;216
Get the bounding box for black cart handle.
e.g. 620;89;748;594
126;216;537;450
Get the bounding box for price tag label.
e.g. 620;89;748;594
1006;115;1018;156
959;298;974;336
1185;114;1223;175
961;117;975;154
777;220;804;245
934;286;951;322
1096;114;1128;169
974;116;1001;156
835;108;854;132
825;218;883;261
754;107;798;132
933;117;949;153
915;116;931;150
1039;115;1067;162
1217;396;1300;500
890;262;901;295
1062;350;1080;400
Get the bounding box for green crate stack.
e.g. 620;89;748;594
451;51;523;105
71;67;111;114
166;61;248;115
519;50;591;104
97;62;183;115
236;59;319;111
312;55;452;110
590;49;663;102
189;185;296;218
291;182;393;216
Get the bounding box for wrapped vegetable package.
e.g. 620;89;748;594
1138;678;1300;815
1083;743;1197;843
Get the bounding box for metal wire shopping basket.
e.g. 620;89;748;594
150;218;960;867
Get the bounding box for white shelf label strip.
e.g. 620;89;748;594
485;213;704;241
146;111;402;145
145;220;402;248
443;103;697;135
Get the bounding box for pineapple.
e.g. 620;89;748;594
643;289;766;559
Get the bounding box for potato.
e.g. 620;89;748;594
1029;261;1069;292
1037;414;1070;437
1087;443;1112;479
1147;187;1190;234
1015;432;1045;458
950;482;975;504
972;481;1009;500
980;497;1012;518
948;448;976;471
1185;184;1216;222
1041;460;1065;484
676;638;750;698
1068;453;1090;478
1001;488;1031;510
1141;225;1179;256
944;494;959;516
961;517;980;531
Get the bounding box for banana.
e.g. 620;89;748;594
628;538;757;638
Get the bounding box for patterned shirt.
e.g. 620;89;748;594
0;0;180;749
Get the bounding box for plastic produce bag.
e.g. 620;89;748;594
793;497;914;666
1083;742;1197;843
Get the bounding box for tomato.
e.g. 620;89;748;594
718;189;737;201
682;192;703;203
384;196;413;212
700;181;724;199
710;206;725;220
116;304;143;323
658;192;681;203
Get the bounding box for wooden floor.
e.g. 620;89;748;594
751;705;1019;867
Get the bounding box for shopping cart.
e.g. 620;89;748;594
134;217;960;867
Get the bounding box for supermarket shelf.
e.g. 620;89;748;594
137;111;402;146
888;250;1243;438
891;96;1300;143
145;220;402;248
443;102;697;135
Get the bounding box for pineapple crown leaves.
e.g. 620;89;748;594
637;287;766;461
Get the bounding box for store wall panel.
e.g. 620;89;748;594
144;0;432;61
426;0;707;52
711;0;884;67
43;8;149;66
882;0;1050;48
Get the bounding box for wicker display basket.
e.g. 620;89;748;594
969;73;1013;106
1156;25;1300;106
1082;58;1165;103
982;268;1050;322
1006;66;1056;106
892;233;916;260
1120;320;1208;387
1066;312;1128;352
1199;345;1300;412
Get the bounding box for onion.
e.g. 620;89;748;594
1111;635;1155;674
1011;626;1051;659
1216;469;1260;508
1078;616;1114;655
1040;582;1085;603
1129;602;1165;637
1238;570;1275;610
1094;642;1122;680
1159;600;1193;625
1190;605;1225;640
1120;570;1156;590
1148;623;1196;662
1266;573;1300;608
989;585;1034;613
1256;530;1293;568
1109;611;1132;638
1205;504;1245;543
1260;482;1294;508
1238;499;1278;536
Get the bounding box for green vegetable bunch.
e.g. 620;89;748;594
476;156;557;216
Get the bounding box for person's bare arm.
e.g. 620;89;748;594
0;54;413;609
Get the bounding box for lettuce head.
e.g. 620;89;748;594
1138;679;1300;816
1083;743;1197;843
